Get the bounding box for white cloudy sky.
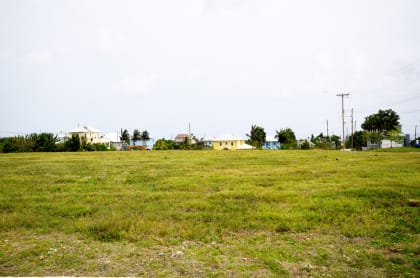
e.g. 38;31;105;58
1;0;419;140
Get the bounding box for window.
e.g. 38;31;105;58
231;141;234;146
219;142;222;146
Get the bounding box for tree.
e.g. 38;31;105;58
28;133;57;152
301;140;311;150
387;128;403;148
1;136;29;153
153;139;169;150
65;134;81;152
345;131;368;150
330;135;341;150
310;132;334;149
246;124;266;149
361;109;400;135
0;133;58;153
132;129;141;146
153;138;176;150
275;128;296;147
140;130;150;147
120;129;130;145
179;137;192;150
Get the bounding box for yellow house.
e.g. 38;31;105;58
212;135;254;150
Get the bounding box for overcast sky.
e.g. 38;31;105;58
1;0;419;140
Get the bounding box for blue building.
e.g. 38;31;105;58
262;136;280;150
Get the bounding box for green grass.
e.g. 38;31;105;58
0;150;419;276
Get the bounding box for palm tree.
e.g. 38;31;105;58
275;128;296;145
140;130;150;147
131;129;141;146
120;129;130;145
246;124;266;149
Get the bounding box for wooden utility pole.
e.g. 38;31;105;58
188;122;191;150
351;108;354;149
326;120;329;138
337;93;350;149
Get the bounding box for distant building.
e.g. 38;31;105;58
404;134;410;147
174;134;197;145
203;136;216;148
380;139;403;148
67;126;127;150
297;140;315;149
262;136;280;150
103;132;127;150
212;135;254;150
68;126;105;144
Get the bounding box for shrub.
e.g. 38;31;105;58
301;140;311;149
128;145;146;151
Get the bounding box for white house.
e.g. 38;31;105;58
67;126;105;144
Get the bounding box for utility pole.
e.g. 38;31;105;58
188;122;191;150
351;108;354;149
415;125;417;140
337;93;350;149
326;120;329;139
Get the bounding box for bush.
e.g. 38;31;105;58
93;143;109;151
153;139;177;150
64;134;81;152
280;143;297;150
301;140;311;149
315;142;332;150
0;133;58;153
128;145;146;151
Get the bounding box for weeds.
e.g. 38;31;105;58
0;150;419;276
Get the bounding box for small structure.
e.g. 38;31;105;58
380;139;403;148
262;136;280;150
203;136;216;148
297;140;315;149
174;134;197;145
102;132;127;150
212;135;254;150
174;134;189;144
404;134;410;147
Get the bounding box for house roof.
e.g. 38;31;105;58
175;134;191;143
203;136;216;142
175;134;189;138
236;143;254;150
213;134;245;141
69;126;101;133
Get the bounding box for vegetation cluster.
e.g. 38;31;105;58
0;133;111;153
1;108;418;153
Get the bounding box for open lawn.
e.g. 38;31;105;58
0;150;419;276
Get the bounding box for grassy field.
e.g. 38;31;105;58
0;150;419;276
